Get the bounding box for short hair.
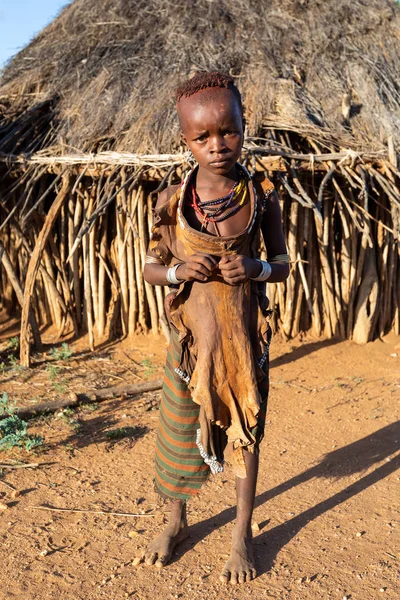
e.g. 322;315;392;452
175;71;243;113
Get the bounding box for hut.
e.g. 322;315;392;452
0;0;399;366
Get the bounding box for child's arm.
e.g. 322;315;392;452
218;190;289;285
260;189;289;283
143;188;218;287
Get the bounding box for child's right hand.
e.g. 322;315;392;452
176;253;218;282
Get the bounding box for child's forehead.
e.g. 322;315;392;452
177;87;241;124
177;87;238;110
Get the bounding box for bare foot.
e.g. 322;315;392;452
133;501;188;569
219;531;257;584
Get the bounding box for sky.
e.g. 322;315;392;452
0;0;71;69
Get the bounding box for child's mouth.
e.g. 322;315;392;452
209;158;232;167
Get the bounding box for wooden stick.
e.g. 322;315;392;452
0;480;16;491
127;192;138;335
138;189;158;335
89;215;99;327
20;175;71;367
283;200;298;337
297;251;313;315
82;192;95;351
97;213;108;337
133;188;147;332
27;505;155;517
330;198;345;338
147;193;166;329
352;224;379;343
41;247;63;332
116;183;129;337
0;241;42;350
71;191;83;328
0;463;39;469
9;379;163;419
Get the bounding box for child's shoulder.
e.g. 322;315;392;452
155;184;181;209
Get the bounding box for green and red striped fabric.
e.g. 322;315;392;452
154;335;209;500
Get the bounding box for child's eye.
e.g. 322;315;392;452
195;134;207;142
224;129;238;136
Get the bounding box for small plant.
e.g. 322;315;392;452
46;365;67;393
141;358;155;377
49;343;73;361
46;365;59;381
80;403;99;412
0;392;43;451
0;362;6;375
105;426;140;440
8;354;18;368
56;408;81;432
7;337;19;351
0;392;16;415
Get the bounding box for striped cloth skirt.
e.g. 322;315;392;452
154;332;270;501
154;335;210;500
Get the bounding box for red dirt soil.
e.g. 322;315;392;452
0;325;399;600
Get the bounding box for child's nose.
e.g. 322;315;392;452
210;135;227;153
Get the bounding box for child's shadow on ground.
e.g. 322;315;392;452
177;420;400;574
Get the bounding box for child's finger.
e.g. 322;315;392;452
219;260;239;272
189;263;212;278
219;255;237;265
191;254;218;271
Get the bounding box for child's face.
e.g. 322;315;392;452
177;88;244;177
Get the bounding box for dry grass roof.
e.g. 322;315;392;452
0;0;399;156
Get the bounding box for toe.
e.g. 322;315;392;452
144;552;157;565
219;570;230;584
250;568;257;580
230;572;239;585
238;572;246;584
132;551;144;566
155;555;169;569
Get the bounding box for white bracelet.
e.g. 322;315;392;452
250;259;272;282
166;264;184;284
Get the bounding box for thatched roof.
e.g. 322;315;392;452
0;0;399;156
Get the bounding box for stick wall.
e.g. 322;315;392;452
0;156;399;366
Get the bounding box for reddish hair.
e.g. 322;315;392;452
175;71;243;113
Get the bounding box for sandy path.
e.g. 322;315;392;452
0;332;399;599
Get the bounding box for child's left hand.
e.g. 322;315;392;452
218;255;260;285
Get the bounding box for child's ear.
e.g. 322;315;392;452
242;117;246;133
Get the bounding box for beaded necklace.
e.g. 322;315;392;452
188;176;248;232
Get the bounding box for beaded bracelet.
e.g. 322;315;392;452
250;259;272;282
166;264;184;284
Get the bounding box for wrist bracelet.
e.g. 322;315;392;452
166;264;184;284
250;259;272;282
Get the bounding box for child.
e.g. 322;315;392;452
135;71;289;584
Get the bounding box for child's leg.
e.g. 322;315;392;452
220;450;259;584
134;499;188;568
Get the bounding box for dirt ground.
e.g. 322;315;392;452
0;319;399;600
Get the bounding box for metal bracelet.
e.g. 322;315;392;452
166;264;184;284
250;259;272;282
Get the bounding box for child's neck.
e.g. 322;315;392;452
196;164;240;193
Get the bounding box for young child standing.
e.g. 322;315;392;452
135;72;289;584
